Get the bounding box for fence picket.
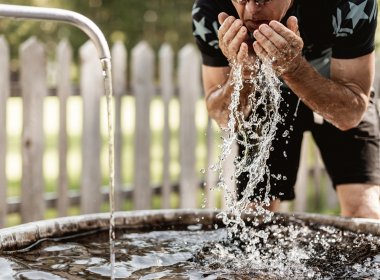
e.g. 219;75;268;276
0;37;10;227
20;37;46;222
205;119;218;209
221;135;237;209
112;41;127;211
159;43;174;208
178;44;201;208
56;39;72;217
132;41;154;210
79;41;103;214
294;132;309;212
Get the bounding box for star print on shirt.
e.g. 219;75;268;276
192;6;220;50
332;0;376;37
193;16;212;42
347;1;369;29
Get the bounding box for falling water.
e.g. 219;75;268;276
209;57;289;269
216;57;282;218
100;58;116;280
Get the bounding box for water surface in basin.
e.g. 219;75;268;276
1;216;380;279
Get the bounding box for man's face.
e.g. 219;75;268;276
231;0;293;32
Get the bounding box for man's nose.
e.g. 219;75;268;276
245;1;263;13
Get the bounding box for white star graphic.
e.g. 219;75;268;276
192;7;200;16
347;1;369;29
193;17;212;42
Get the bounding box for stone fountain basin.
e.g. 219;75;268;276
1;209;380;252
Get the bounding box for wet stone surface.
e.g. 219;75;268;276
1;216;380;279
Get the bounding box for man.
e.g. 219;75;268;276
192;0;380;218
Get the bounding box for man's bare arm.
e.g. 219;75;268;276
282;53;374;130
253;17;374;131
202;12;257;129
202;65;253;129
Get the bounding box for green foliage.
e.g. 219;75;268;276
2;0;380;58
0;0;195;59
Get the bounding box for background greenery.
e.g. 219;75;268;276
0;0;195;58
1;0;380;56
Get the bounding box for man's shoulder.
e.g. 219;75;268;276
332;0;377;37
295;0;377;39
192;0;232;67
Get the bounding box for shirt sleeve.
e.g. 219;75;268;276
192;0;229;67
331;0;377;59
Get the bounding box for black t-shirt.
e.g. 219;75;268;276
192;0;377;67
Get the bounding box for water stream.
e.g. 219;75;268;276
100;58;116;279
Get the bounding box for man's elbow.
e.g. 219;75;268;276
206;103;229;129
335;104;367;131
337;118;362;131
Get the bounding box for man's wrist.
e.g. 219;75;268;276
281;56;306;82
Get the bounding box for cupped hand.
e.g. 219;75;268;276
218;12;251;64
252;16;303;76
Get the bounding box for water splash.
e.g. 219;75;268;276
209;57;288;269
215;57;282;218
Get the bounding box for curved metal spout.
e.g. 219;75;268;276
0;4;110;59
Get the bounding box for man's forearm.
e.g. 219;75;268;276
282;57;368;131
206;76;253;129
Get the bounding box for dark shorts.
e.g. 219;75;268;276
237;88;380;201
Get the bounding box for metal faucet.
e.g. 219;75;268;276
0;4;110;60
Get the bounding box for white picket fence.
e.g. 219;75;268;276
2;36;378;227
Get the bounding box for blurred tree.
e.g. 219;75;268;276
0;0;195;59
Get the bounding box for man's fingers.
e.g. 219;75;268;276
218;16;235;42
218;15;247;60
286;16;299;35
252;41;269;62
218;12;229;25
237;42;249;63
255;24;287;55
253;17;303;76
269;19;298;40
229;27;247;55
267;19;303;56
222;19;243;48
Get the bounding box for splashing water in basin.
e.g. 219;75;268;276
1;211;380;279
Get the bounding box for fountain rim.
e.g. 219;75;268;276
0;209;380;252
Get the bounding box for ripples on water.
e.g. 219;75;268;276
1;216;380;279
